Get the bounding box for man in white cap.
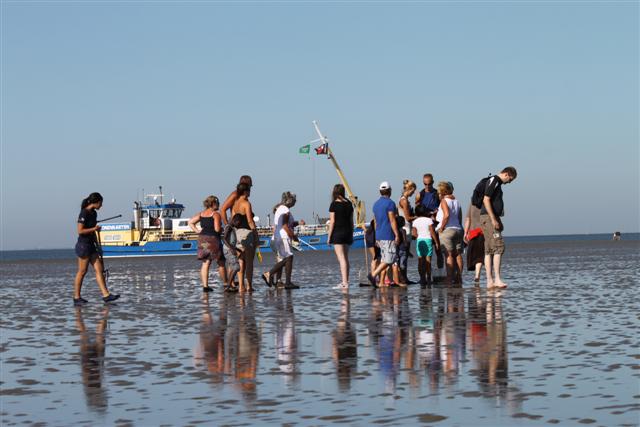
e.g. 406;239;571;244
367;181;400;287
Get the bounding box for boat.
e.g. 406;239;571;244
99;122;368;258
98;187;365;258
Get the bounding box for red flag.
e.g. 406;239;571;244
315;142;329;155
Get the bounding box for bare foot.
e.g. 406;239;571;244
494;280;508;288
487;281;496;289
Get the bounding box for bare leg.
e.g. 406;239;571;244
238;258;246;292
368;248;379;277
492;254;507;288
200;259;211;289
244;245;256;288
445;251;455;285
90;256;110;297
284;256;294;285
484;254;494;288
455;253;463;284
334;244;350;285
217;265;227;287
474;262;482;281
418;257;426;284
426;256;432;283
74;257;90;299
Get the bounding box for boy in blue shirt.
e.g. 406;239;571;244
367;182;401;287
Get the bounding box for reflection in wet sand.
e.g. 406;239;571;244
75;306;109;413
194;293;261;403
2;239;638;425
333;293;357;392
271;290;300;388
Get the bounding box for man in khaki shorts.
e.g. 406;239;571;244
477;167;517;289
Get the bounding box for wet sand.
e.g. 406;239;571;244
1;239;638;426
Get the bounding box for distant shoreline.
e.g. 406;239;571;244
1;233;638;258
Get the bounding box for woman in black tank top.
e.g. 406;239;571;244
189;196;227;292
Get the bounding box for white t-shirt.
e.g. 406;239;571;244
273;205;291;240
412;217;433;239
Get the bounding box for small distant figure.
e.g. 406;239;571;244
222;214;244;292
365;219;381;282
328;184;354;290
262;192;299;289
464;204;485;286
189;196;227;292
398;179;417;284
412;204;439;286
435;181;464;286
367;181;401;288
73;192;120;306
612;231;621;241
472;166;518;289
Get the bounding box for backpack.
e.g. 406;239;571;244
471;175;493;209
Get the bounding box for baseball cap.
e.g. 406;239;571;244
379;181;390;190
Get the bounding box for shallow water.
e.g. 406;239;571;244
1;239;639;426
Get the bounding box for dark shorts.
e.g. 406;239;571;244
197;235;225;267
75;240;98;258
330;228;353;245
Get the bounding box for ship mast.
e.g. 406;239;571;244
311;121;366;226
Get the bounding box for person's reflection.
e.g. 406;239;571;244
234;294;261;402
441;287;466;387
75;306;109;413
415;287;441;392
194;293;229;386
273;289;300;388
468;289;509;399
369;289;415;394
333;292;357;392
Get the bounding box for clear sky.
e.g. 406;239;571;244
1;1;638;250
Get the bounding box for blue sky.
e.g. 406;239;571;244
1;1;638;250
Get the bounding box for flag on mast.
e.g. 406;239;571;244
315;142;329;155
299;144;310;154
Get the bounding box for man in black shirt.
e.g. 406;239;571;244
479;166;517;289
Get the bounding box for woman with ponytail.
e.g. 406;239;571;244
74;193;120;305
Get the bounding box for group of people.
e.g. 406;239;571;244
72;167;517;304
365;167;517;289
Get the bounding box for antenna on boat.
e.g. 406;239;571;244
159;186;163;205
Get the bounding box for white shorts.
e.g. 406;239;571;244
272;237;293;261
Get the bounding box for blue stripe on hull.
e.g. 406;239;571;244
102;228;365;258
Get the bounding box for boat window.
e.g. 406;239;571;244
182;243;192;249
179;221;188;227
259;240;269;248
141;211;149;218
309;238;321;244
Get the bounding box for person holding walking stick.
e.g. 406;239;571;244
73;192;120;306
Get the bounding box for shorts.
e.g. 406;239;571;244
223;245;240;272
480;215;505;255
272;237;293;260
235;228;255;250
377;240;397;265
75;239;98;258
416;238;433;257
197;235;225;267
439;228;463;253
396;244;408;268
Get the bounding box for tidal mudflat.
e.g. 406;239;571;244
1;238;638;426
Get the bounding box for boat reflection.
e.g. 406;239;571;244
75;306;110;414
